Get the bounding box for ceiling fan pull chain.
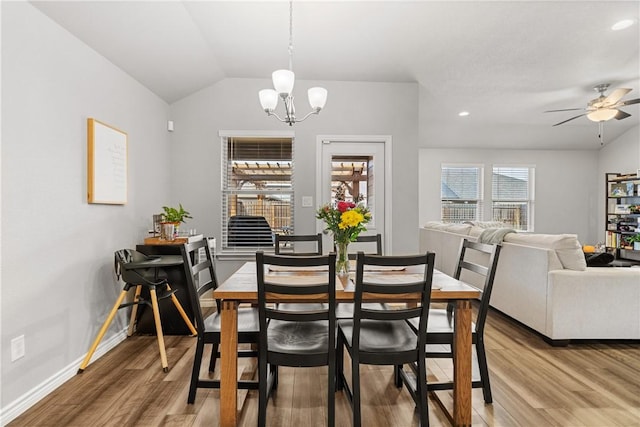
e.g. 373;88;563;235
599;121;604;146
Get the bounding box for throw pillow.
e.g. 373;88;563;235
504;233;587;271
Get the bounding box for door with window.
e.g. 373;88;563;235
318;138;387;254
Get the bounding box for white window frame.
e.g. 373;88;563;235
491;165;535;231
440;163;484;223
218;130;295;259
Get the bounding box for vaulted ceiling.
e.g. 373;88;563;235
31;1;640;150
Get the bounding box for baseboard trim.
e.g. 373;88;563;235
0;329;127;426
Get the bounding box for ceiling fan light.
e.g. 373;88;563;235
272;69;295;95
259;89;278;111
308;87;328;110
587;109;618;122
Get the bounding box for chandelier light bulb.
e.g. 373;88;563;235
308;87;328;110
272;70;295;95
259;89;278;111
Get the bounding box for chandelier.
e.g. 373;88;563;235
258;1;327;126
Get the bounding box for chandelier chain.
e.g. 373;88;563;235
288;0;293;71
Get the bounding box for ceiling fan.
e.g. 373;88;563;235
545;83;640;127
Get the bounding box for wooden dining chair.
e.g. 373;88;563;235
336;251;435;427
256;251;337;427
274;233;323;255
414;239;501;404
180;239;260;404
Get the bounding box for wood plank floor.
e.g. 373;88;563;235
8;306;640;426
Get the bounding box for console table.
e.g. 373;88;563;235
134;234;204;334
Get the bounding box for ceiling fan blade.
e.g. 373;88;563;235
552;113;587;126
603;88;632;106
544;108;584;113
615;110;631;120
618;98;640;107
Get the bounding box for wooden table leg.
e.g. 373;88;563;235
453;300;472;427
220;300;239;427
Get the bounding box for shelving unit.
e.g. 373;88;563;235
605;172;640;260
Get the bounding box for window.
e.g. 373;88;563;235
492;166;535;231
221;136;294;256
441;164;484;223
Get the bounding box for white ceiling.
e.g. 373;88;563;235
30;1;640;150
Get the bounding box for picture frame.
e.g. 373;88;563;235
87;118;128;204
610;183;629;197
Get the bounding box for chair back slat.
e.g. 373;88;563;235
339;234;382;259
180;239;220;330
274;233;323;256
453;239;502;333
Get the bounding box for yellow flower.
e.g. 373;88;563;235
340;210;364;228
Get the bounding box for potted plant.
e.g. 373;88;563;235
626;233;640;251
162;204;192;224
160;204;192;240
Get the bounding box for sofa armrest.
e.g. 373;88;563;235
419;227;470;276
547;268;640;340
490;242;560;335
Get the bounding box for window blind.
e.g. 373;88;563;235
492;166;534;231
441;165;484;223
220;136;295;258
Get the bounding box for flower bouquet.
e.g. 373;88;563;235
316;201;371;275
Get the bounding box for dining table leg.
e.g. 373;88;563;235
453;299;472;427
220;300;239;427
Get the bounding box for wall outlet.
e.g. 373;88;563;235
11;335;25;362
302;196;313;207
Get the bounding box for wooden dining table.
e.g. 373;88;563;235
213;261;481;427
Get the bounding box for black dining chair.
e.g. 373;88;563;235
180;238;260;404
274;233;323;255
335;233;385;319
256;251;337;427
274;233;325;311
414;239;501;404
336;251;435;427
344;234;383;260
78;249;196;374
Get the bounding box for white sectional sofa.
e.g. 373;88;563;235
419;222;640;345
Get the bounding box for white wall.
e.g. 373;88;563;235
169;78;419;281
418;149;600;244
597;124;640;242
1;2;171;416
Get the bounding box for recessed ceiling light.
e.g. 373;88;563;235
458;111;470;117
612;19;636;31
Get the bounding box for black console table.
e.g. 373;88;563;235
134;235;203;335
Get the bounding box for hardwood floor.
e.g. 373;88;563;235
8;306;640;426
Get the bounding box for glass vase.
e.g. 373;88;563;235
335;241;350;277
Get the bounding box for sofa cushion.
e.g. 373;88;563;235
463;220;509;229
504;233;587;271
442;224;472;235
468;226;483;238
423;222;471;235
